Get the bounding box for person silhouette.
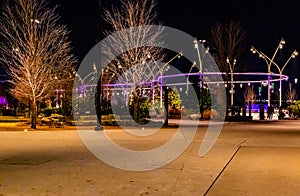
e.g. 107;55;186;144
267;105;274;120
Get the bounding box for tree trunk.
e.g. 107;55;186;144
95;76;103;130
31;99;37;129
133;98;139;123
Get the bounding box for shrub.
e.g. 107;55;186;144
289;100;300;117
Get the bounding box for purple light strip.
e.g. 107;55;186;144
76;72;289;88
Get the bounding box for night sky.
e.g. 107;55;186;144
0;0;299;76
54;0;300;78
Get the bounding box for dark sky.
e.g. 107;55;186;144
55;0;300;77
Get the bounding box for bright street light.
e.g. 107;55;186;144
251;39;297;107
194;38;210;119
185;61;196;94
251;38;285;107
159;52;182;109
275;50;298;107
226;57;237;106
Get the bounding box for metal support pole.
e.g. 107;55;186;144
163;87;169;127
279;73;282;107
160;77;163;109
230;71;234;106
194;39;205;120
226;58;236;108
200;73;204;119
267;72;271;107
125;85;128;107
152;82;155;104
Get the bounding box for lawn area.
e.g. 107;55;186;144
0;116;77;131
0;121;26;131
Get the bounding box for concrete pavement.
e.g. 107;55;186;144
1;120;300;195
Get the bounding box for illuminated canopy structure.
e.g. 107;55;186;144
75;68;289;107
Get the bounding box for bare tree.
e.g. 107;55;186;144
102;0;165;84
285;82;297;104
208;20;247;110
0;0;77;128
244;85;257;103
102;0;165;122
209;20;247;73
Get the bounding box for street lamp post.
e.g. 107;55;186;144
277;50;298;107
185;61;196;94
251;45;298;107
54;76;60;108
251;38;286;107
266;38;285;107
226;57;237;107
75;64;98;96
194;39;209;119
159;52;182;109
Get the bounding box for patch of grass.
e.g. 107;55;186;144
0;116;19;120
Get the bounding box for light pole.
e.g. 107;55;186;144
75;64;98;97
159;52;182;109
95;68;104;131
226;57;237;107
251;45;298;107
185;61;196;94
54;76;59;108
194;39;209;119
251;38;285;106
277;50;298;107
268;51;297;107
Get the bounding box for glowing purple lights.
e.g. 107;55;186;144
75;71;289;92
0;96;8;106
97;72;289;87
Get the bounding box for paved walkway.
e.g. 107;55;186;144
1;120;300;195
